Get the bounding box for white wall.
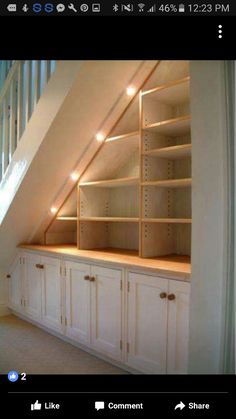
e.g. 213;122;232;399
189;61;228;373
0;268;9;316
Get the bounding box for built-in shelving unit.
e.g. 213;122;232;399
45;61;192;264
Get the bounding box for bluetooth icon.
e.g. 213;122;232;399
113;4;119;12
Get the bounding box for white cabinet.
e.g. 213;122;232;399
127;273;168;373
126;272;190;374
167;280;190;374
90;265;122;360
8;254;23;311
65;260;123;361
65;260;91;345
8;251;190;373
41;256;62;331
11;253;63;331
24;252;42;320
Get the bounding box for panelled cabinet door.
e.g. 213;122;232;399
127;272;168;374
8;255;23;311
65;261;91;345
167;280;190;374
90;265;122;361
24;252;42;320
41;256;62;331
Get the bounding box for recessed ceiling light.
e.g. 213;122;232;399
70;172;79;181
96;132;105;142
50;207;57;214
126;86;136;96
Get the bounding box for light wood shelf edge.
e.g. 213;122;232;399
141;76;190;97
79;217;139;223
143;144;192;159
143;115;191;132
142;218;192;224
105;131;139;143
80;176;139;188
142;178;192;188
56;216;78;221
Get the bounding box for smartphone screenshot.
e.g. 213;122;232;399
0;1;235;417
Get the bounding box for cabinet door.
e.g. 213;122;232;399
41;256;62;332
8;254;23;311
90;265;122;361
127;272;168;373
167;280;190;374
24;253;42;320
65;260;91;345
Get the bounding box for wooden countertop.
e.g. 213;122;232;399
18;245;191;281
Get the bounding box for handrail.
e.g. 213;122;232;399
0;60;56;183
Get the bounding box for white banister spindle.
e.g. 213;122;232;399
9;80;16;159
17;61;23;144
0;60;56;184
34;60;40;108
3;97;9;173
0;108;3;180
25;60;32;124
46;60;51;82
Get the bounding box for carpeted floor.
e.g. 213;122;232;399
0;315;127;374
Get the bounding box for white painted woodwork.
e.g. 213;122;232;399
167;280;190;374
65;260;91;345
41;255;62;331
8;255;23;311
90;265;122;361
189;61;229;373
127;272;169;373
8;250;190;373
24;252;42;320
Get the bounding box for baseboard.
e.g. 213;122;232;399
0;304;10;316
9;309;140;375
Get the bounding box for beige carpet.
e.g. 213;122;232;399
0;315;127;374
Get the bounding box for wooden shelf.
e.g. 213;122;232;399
142;178;192;188
143;144;191;160
142;77;190;105
80;176;139;188
106;131;139;144
56;216;78;221
80;217;139;223
142;218;192;224
143;115;191;136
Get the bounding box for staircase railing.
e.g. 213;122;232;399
0;60;56;183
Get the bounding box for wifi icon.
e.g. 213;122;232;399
138;3;145;11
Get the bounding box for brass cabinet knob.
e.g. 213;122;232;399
168;293;176;301
160;292;167;299
84;275;90;280
35;264;44;269
90;276;96;282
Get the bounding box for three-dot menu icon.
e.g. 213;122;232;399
218;25;223;38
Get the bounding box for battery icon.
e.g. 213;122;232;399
179;4;185;12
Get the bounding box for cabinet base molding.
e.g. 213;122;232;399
9;309;139;375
